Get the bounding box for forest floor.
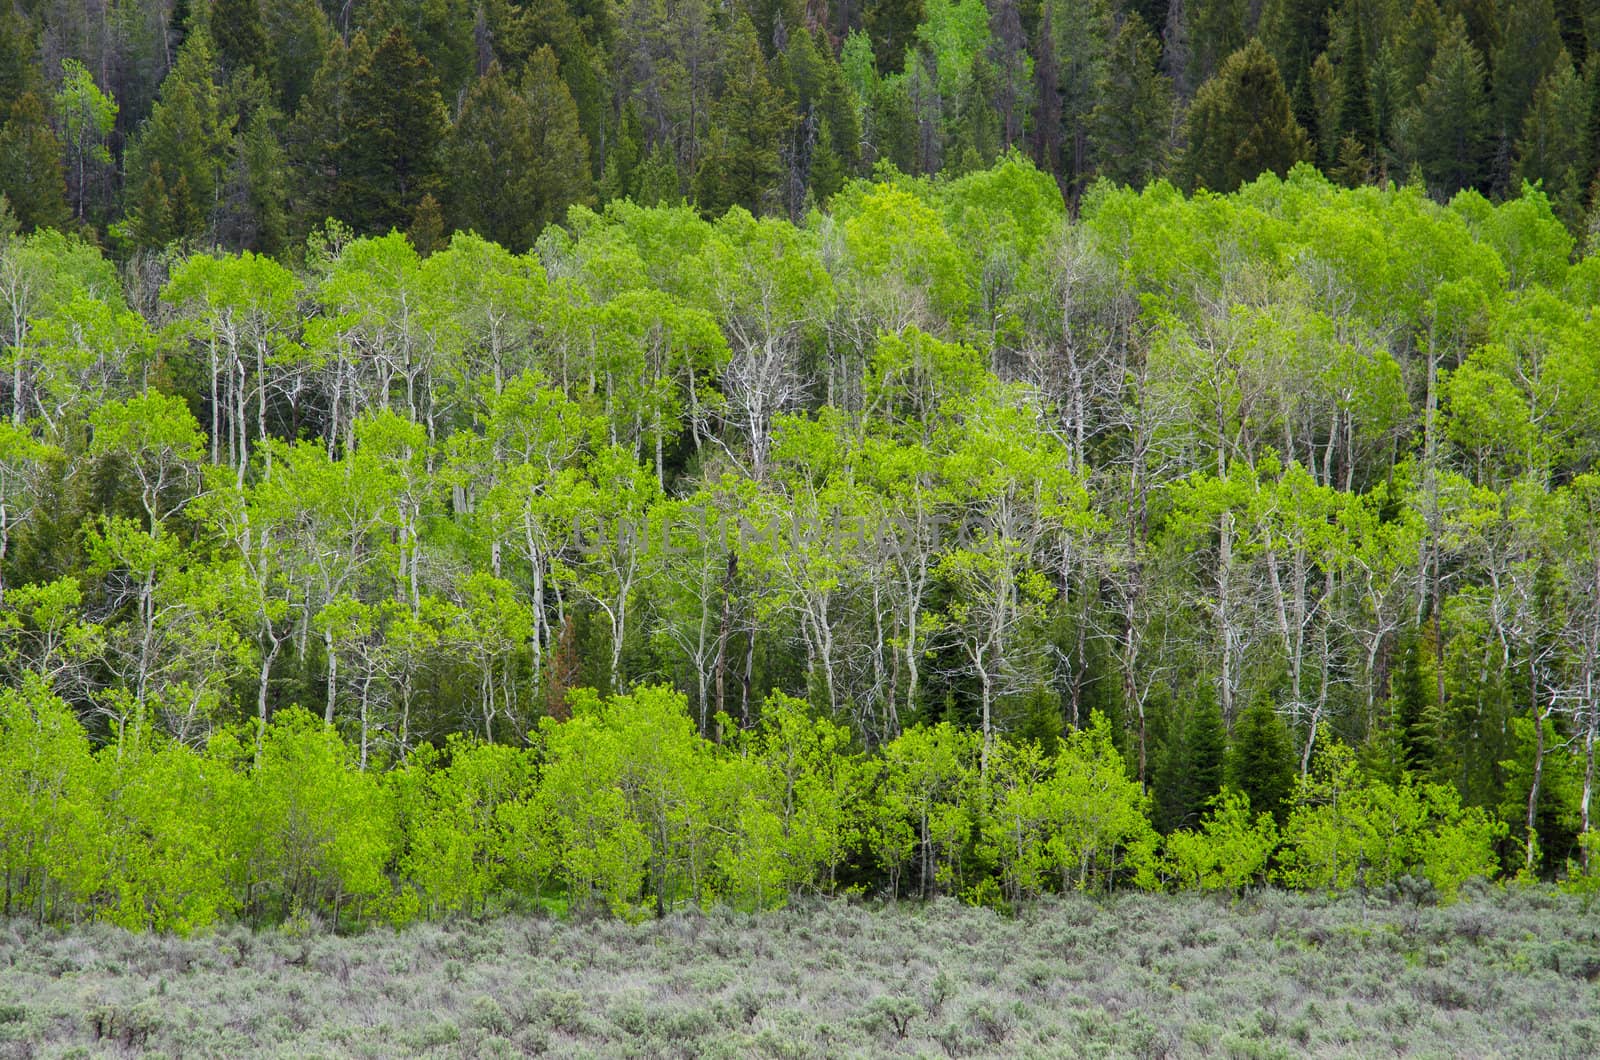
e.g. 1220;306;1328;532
0;886;1597;1058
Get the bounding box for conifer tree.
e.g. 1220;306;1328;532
286;32;366;237
448;52;590;250
125;30;233;247
1154;696;1227;832
0;93;69;232
1227;697;1298;824
1515;52;1588;230
1492;0;1565;172
1088;13;1174;188
865;0;926;74
341;25;449;234
1393;0;1446;109
1258;0;1336;108
1334;3;1376;155
599;102;644;202
692;18;793;216
1391;629;1440;779
212;0;270;78
1396;17;1490;195
1182;38;1313;192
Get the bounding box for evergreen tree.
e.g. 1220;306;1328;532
951;55;1002;172
865;0;926;74
0;6;41;113
1088;13;1174;188
1258;0;1336;109
212;0;270;78
1515;52;1588;230
809;115;848;202
341;25;449;235
1391;629;1440;778
1396;16;1490;195
1154;696;1227;832
1393;0;1446;109
1182;38;1313;192
214;70;288;252
124;30;233;247
1227;697;1298;824
264;0;332;112
286;31;366;238
692;18;793;217
815;31;863;177
1334;2;1376;155
408;192;445;255
448;53;591;251
0;93;69;233
634;140;680;206
1492;0;1565;165
1188;0;1250;89
1331;132;1373;185
599;101;644;203
521;46;593;231
520;0;608;176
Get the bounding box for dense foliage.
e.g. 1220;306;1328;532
3;150;1600;924
7;0;1600;247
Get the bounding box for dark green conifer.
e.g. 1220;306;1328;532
1182;38;1313;192
1227;696;1298;825
342;25;449;234
1089;13;1174;189
1397;16;1490;195
692;17;793;216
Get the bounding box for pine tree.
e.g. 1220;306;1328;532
599;101;644;202
1515;52;1588;230
1088;13;1174;189
1258;0;1336;110
1393;0;1446;109
1396;16;1490;196
1188;0;1249;88
634;140;679;206
214;70;289;252
264;0;332;112
1492;0;1565;170
814;30;863;177
448;52;590;250
521;46;593;231
951;54;1002;172
212;0;270;78
0;93;69;233
809;115;848;202
341;25;449;234
286;31;366;238
408;192;445;255
0;6;41;112
1334;2;1376;155
1331;132;1372;186
1227;697;1298;824
865;0;926;74
124;29;233;247
692;18;794;216
1182;38;1313;192
1154;696;1227;832
1391;629;1440;778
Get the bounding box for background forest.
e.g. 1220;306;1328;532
1;0;1599;931
5;0;1600;247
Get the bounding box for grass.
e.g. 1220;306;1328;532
0;884;1597;1057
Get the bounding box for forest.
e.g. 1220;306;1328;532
1;0;1599;935
2;155;1596;930
4;0;1600;248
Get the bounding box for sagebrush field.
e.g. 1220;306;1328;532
2;887;1597;1058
